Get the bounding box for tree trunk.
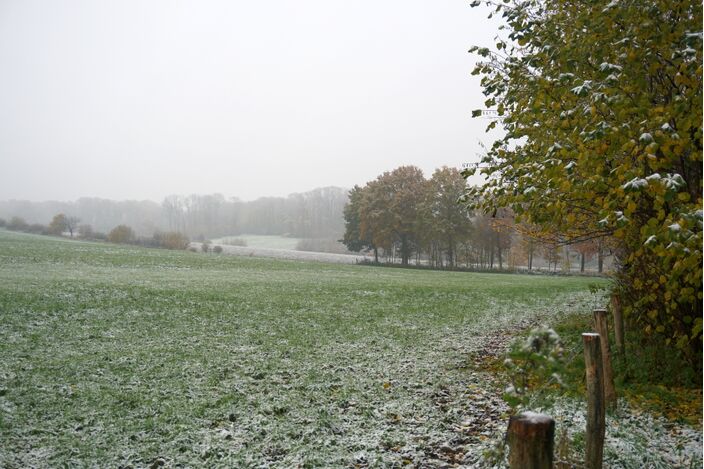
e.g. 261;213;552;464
597;239;604;273
401;236;409;266
580;252;586;272
610;295;625;357
447;236;454;269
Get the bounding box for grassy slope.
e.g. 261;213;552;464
0;230;602;467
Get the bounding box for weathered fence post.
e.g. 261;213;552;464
582;333;605;469
507;412;555;469
610;295;625;357
593;309;617;410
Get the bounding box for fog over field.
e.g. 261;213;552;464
0;0;499;203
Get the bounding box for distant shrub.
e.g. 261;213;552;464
48;213;67;236
92;232;107;241
213;245;223;254
0;218;6;228
108;225;136;244
27;223;48;235
220;237;247;247
188;247;198;252
153;231;190;250
7;217;28;232
201;240;211;253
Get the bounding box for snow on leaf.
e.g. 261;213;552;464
571;81;592;97
644;235;658;246
668;223;681;232
639;133;654;144
662;173;686;191
602;0;619;12
599;62;622;73
623;178;648;191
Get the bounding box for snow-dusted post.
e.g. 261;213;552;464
507;412;555;469
583;333;605;469
593;309;617;410
610;295;625;357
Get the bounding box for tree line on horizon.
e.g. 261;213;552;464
0;186;349;242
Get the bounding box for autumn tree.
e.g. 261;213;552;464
465;0;702;355
48;213;67;236
342;185;375;256
108;225;135;244
48;213;80;237
382;166;426;265
358;178;393;262
353;167;426;265
423;167;473;268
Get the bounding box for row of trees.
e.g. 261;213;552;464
343;166;470;266
0;187;349;241
341;166;605;271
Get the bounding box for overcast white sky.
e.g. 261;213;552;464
0;0;502;202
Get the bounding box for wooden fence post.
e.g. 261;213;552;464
610;295;625;357
582;333;605;469
507;412;555;469
593;309;617;410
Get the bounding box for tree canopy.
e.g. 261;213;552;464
464;0;702;355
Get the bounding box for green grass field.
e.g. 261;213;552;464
0;230;603;467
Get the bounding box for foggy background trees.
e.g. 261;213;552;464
0;186;348;241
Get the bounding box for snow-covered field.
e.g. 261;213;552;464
0;230;699;468
193;241;370;264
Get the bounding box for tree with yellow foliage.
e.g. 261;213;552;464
464;0;702;358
